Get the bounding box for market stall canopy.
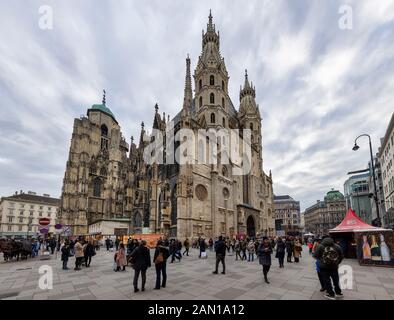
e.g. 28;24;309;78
330;209;390;233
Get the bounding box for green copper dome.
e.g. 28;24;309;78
89;103;116;120
324;189;345;202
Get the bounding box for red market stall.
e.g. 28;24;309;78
329;209;394;267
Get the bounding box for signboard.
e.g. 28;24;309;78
63;225;71;236
39;218;50;226
39;228;49;234
114;228;128;236
55;224;62;230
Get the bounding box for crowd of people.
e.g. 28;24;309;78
4;233;344;299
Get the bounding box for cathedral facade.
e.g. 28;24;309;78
59;12;275;239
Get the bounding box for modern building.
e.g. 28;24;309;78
59;12;275;239
304;190;347;236
379;112;394;229
0;191;60;238
344;173;373;224
273;195;301;235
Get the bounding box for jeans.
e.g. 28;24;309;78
248;253;254;262
277;253;285;267
75;257;83;269
133;267;147;289
241;250;247;260
183;248;189;256
215;254;225;273
62;260;68;269
320;268;342;296
235;251;242;260
287;252;292;262
263;265;270;278
317;271;325;289
155;263;167;288
84;255;92;267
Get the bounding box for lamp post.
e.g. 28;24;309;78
352;134;381;226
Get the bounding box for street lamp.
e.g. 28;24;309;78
352;134;381;226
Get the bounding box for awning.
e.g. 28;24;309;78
330;209;390;233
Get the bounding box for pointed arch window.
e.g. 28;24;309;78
210;93;215;104
101;124;109;150
222;80;225;91
222;117;225;127
199;96;203;108
211;113;215;123
100;167;107;176
222;97;225;108
210;75;215;86
199;79;202;90
93;177;101;197
250;123;254;130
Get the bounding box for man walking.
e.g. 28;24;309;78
213;236;226;274
313;236;344;300
183;238;190;256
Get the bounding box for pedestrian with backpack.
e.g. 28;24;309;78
313;236;344;300
153;240;170;290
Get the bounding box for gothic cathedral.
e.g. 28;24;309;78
59;12;275;239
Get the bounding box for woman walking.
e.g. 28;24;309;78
257;237;273;283
61;241;70;270
153;240;170;289
275;237;286;268
116;243;127;271
293;239;302;263
84;240;95;267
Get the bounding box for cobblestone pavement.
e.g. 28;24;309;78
1;246;394;300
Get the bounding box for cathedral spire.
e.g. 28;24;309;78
240;69;256;101
183;54;192;111
202;10;219;50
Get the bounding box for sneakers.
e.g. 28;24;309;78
324;294;336;300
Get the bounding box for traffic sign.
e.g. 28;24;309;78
63;225;71;236
40;228;49;234
39;218;50;226
55;224;62;230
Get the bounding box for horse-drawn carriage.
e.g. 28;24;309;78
0;238;33;261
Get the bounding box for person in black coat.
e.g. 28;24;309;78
285;237;294;263
130;240;151;293
257;237;273;283
153;240;170;290
84;241;95;267
61;241;70;270
199;238;206;258
213;236;226;274
275;237;286;268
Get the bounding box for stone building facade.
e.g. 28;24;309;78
304;190;347;236
274;195;301;235
59;12;275;239
0;191;60;238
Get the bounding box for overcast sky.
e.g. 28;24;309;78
0;0;393;211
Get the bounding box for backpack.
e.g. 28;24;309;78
155;251;164;264
322;246;339;266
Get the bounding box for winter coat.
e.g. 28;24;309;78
313;237;344;270
275;240;286;258
257;243;273;266
130;245;151;270
285;240;294;253
74;242;84;258
199;240;206;252
116;247;127;267
61;245;70;261
293;241;302;258
215;240;227;256
247;241;255;254
84;243;95;257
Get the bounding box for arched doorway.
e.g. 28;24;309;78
247;215;256;238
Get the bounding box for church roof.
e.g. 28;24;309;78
324;189;345;202
89;103;116;120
